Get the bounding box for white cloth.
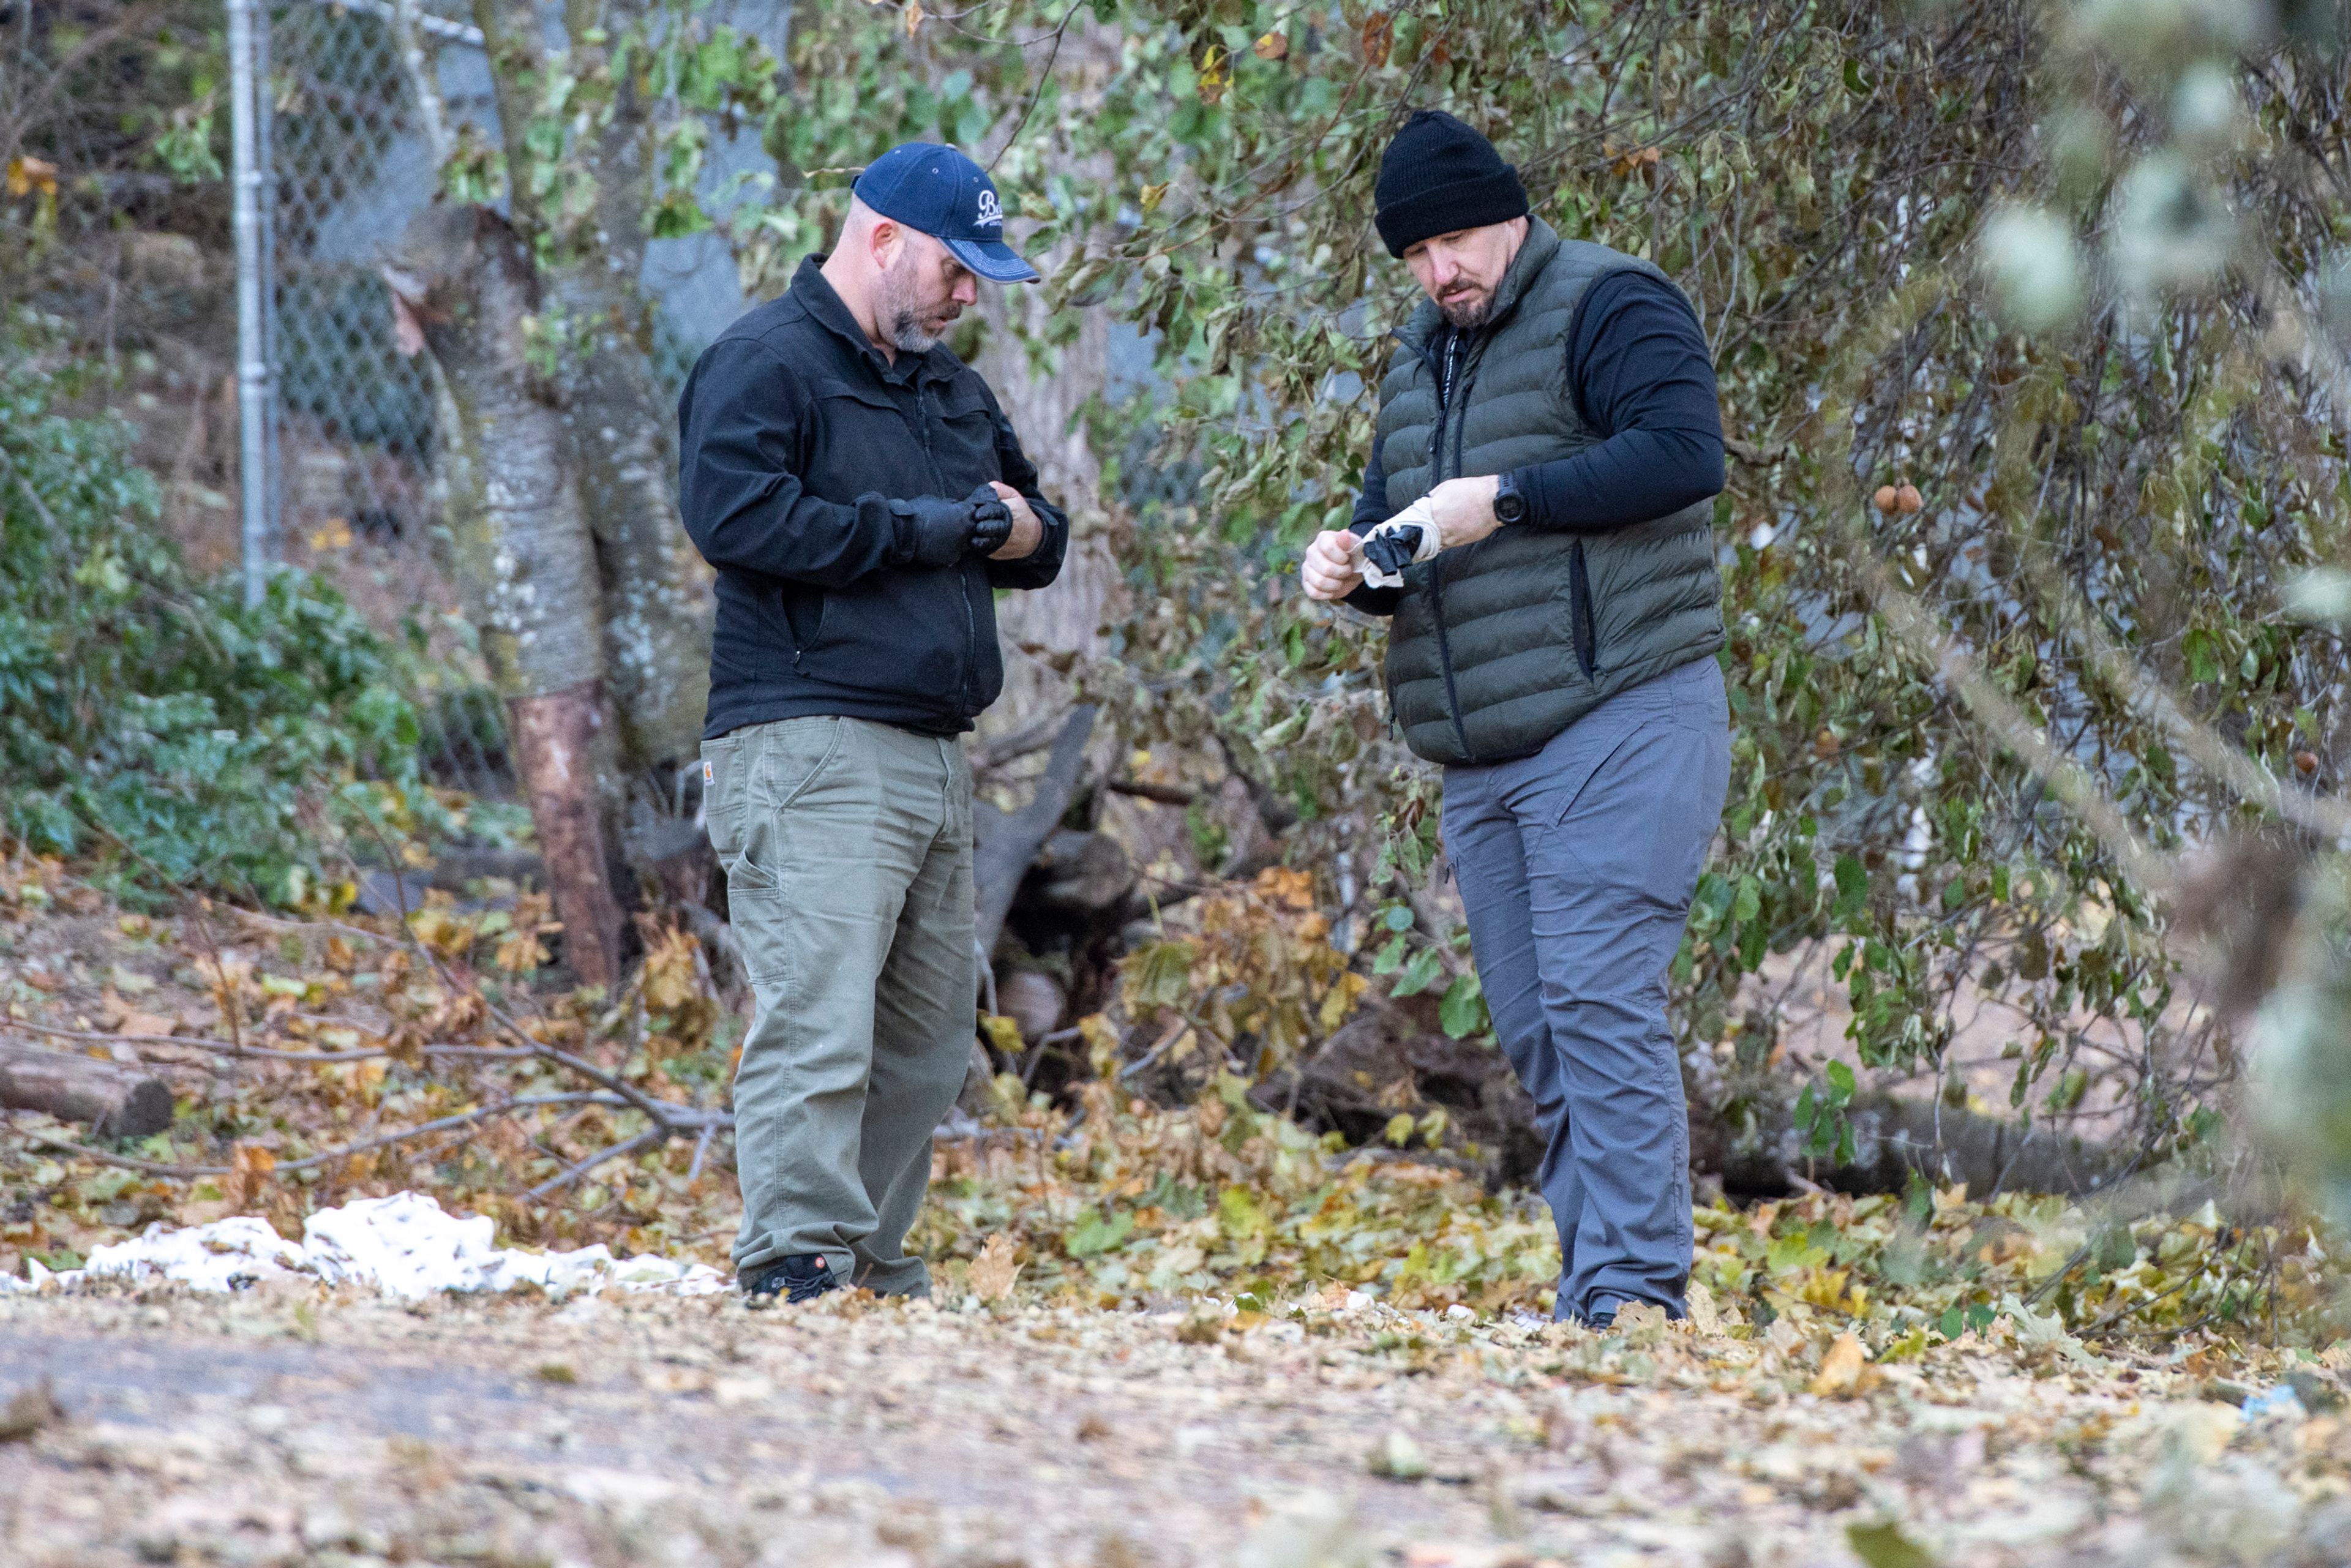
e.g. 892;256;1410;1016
1359;497;1443;589
3;1191;728;1299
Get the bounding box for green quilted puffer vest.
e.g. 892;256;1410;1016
1372;219;1725;765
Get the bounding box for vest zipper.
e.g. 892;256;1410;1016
1427;330;1474;762
1429;563;1474;762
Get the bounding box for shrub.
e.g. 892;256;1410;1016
0;313;429;904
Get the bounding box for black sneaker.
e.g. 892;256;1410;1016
743;1253;839;1307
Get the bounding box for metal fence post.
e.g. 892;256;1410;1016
228;0;275;609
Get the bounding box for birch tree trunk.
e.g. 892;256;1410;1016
540;17;714;773
388;204;628;990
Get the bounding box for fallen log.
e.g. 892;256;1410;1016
1250;997;2136;1199
1701;1089;2137;1201
0;1042;174;1138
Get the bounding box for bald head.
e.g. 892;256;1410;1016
820;197;979;361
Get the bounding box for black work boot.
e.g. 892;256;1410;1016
743;1253;840;1308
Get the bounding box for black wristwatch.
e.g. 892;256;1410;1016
1493;470;1528;525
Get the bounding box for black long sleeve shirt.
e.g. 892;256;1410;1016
1343;269;1723;617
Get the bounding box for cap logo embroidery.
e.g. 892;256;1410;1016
974;189;1002;228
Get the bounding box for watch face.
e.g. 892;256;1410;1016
1495;482;1526;523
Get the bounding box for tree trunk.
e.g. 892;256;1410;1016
386;203;628;989
0;1043;174;1138
539;40;714;774
971;238;1126;746
509;681;629;989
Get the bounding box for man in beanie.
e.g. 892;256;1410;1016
1302;110;1732;1327
677;143;1068;1306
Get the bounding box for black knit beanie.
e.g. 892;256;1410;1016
1374;109;1529;258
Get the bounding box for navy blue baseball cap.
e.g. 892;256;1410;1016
853;143;1038;284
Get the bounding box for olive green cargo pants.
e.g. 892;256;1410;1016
701;715;976;1295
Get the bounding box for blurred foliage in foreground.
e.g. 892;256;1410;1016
0;314;445;905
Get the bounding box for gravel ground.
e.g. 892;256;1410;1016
5;1284;2351;1567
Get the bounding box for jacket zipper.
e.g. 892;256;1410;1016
914;380;981;715
1427;331;1475;762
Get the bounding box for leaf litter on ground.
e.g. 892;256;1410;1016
7;869;2351;1561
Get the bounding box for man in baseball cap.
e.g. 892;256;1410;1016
852;140;1040;284
676;141;1067;1308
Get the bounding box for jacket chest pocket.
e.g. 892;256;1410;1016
921;383;1001;493
808;377;917;492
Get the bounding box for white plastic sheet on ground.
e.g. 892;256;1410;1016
0;1191;727;1299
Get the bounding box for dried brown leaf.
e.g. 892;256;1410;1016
969;1233;1021;1304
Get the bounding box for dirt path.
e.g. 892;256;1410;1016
2;1286;2346;1567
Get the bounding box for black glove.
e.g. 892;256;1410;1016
963;484;1014;558
898;487;1014;568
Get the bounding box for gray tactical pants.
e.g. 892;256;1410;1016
1439;655;1731;1324
701;716;977;1295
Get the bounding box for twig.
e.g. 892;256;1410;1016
346;808;700;1130
6;1018;530;1064
389;0;452;167
987;0;1086;171
968;711;1069;772
181;898;247;1059
2077;1255;2217;1340
1107;778;1196;806
5;1093;626;1179
230;906;400;948
526;1123;670;1199
1118;1017;1187;1080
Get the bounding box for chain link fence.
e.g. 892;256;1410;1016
240;0;765;809
261;0;518;801
229;0;514;800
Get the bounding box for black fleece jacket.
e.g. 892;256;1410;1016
678;256;1068;738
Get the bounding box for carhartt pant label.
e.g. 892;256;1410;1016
701;716;977;1294
1440;655;1733;1323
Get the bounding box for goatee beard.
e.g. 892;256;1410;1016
1440;293;1493;330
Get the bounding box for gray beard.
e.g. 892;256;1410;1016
877;261;940;354
1440;293;1494;330
886;308;937;354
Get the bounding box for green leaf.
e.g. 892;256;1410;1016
1845;1519;1938;1568
2183;628;2221;685
1390;947;1444;999
1824;1059;1856;1107
1438;970;1488;1039
1843;58;1876;96
1832;855;1869;921
1128;940;1196;1008
1063;1208;1135;1258
1217;1185;1268;1240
